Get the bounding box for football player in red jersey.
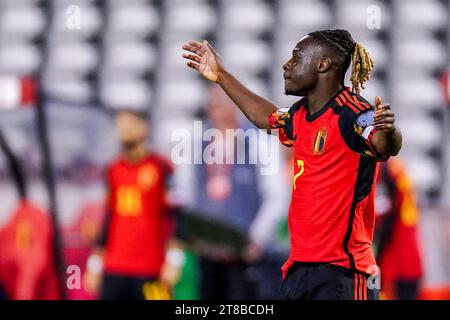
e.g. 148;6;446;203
182;29;402;300
375;158;423;300
84;110;183;300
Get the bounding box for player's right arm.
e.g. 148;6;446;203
182;41;277;130
84;177;112;295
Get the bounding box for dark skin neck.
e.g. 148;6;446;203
306;79;344;116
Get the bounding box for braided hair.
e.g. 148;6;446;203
308;29;374;94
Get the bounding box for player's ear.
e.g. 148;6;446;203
318;57;332;73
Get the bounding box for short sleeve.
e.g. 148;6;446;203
339;107;381;159
268;101;302;147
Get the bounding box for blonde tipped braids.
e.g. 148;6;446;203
350;43;374;94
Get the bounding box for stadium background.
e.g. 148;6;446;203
0;0;449;299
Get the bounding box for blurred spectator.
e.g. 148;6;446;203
83;110;182;300
375;158;423;300
189;87;288;299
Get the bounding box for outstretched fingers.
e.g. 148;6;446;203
182;41;205;55
204;40;218;55
182;40;221;82
182;41;208;72
186;61;199;71
182;53;201;64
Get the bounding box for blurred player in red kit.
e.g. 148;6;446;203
182;29;402;300
0;130;60;300
84;110;183;300
375;158;423;300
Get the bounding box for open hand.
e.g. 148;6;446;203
182;40;223;83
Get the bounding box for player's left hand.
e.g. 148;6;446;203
373;96;396;132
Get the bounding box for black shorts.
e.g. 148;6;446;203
100;273;158;300
279;262;379;300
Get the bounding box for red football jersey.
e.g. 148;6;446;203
269;88;382;278
103;153;173;277
375;158;423;281
0;200;60;299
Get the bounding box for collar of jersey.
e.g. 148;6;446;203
304;87;348;122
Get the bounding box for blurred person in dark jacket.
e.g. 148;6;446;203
374;158;423;300
84;110;183;300
187;87;288;299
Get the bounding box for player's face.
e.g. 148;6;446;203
283;36;320;96
115;112;149;147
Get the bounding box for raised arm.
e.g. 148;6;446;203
182;41;277;130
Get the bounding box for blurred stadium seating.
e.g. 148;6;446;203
0;0;448;299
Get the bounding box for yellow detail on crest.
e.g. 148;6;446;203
313;128;327;154
116;186;142;216
138;165;158;190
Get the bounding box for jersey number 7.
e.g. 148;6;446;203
293;160;304;190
